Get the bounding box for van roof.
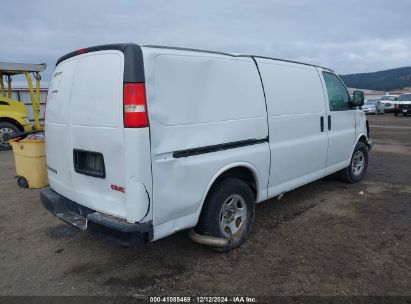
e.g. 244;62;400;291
56;43;145;83
56;43;334;72
143;45;334;72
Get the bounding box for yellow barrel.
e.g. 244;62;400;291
10;139;48;188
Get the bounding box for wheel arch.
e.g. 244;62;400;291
0;117;24;132
350;133;369;156
197;162;261;220
357;134;368;144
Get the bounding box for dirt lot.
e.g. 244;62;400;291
0;114;410;297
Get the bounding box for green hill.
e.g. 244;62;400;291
340;66;411;91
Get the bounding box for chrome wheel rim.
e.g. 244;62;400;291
219;194;247;237
0;127;15;147
351;151;365;176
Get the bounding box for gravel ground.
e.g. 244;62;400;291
0;114;410;297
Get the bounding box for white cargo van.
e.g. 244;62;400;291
41;43;372;251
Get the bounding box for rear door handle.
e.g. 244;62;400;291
320;116;324;132
328;115;331;130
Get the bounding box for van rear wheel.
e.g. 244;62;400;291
0;122;19;150
338;141;369;184
195;178;255;252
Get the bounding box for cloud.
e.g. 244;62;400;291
1;0;411;84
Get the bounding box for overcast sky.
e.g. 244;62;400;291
2;0;411;85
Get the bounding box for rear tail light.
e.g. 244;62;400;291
123;83;148;128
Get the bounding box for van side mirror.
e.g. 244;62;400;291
351;90;364;107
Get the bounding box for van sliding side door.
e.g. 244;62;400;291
255;59;329;197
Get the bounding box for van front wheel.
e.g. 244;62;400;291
338;141;369;184
195;178;255;252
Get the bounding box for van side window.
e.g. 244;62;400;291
322;72;350;111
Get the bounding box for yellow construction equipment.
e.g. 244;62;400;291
0;62;46;150
1;62;48;188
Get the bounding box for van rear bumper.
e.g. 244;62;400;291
40;187;153;246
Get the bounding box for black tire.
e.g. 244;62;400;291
0;122;20;151
394;111;398;116
17;176;29;188
195;178;255;252
338;141;369;184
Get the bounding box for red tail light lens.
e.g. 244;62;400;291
74;48;88;56
123;83;148;128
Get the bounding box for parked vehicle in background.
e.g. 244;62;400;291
0;98;31;150
379;95;398;112
0;62;46;150
394;93;411;116
362;100;385;115
40;43;372;252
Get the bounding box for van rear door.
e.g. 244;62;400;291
46;45;151;223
